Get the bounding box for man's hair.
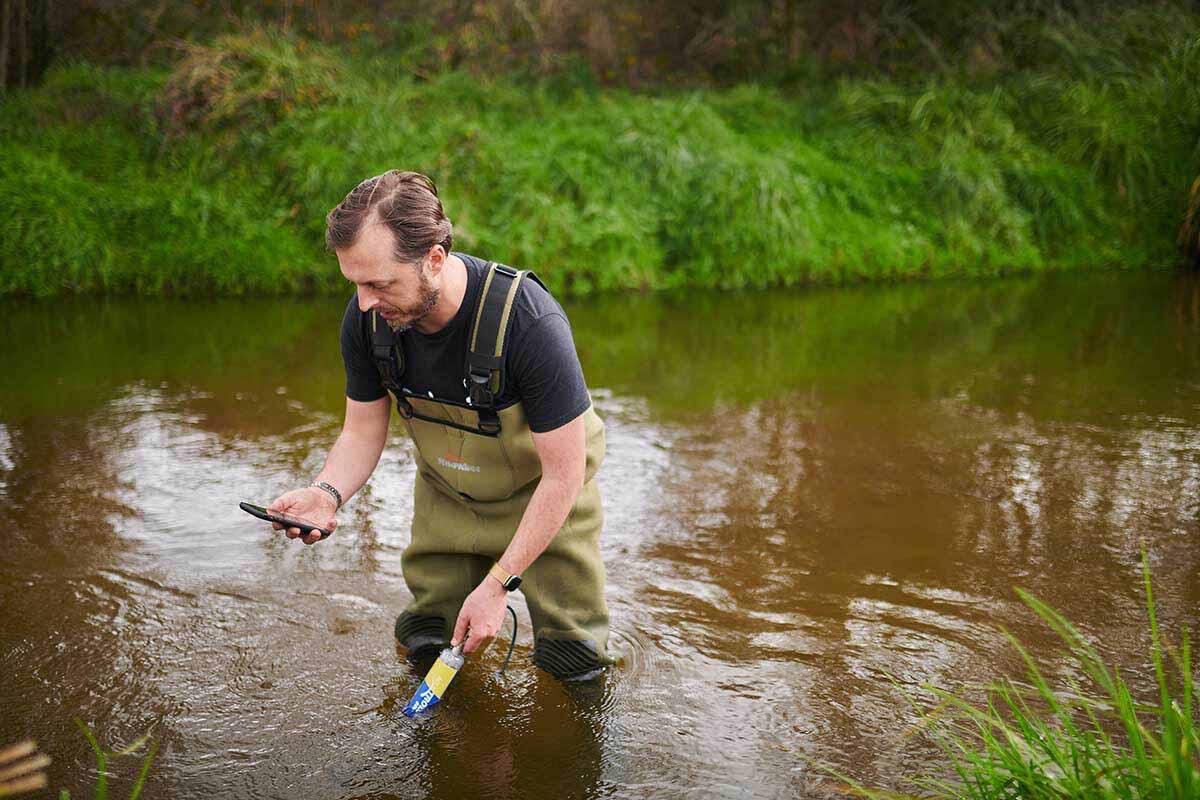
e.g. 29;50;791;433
325;170;453;263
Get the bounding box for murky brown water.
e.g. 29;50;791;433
2;270;1199;799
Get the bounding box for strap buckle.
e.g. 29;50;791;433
467;368;494;407
395;394;415;419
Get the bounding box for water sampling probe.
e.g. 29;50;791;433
402;605;518;717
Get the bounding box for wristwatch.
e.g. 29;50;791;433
488;563;522;591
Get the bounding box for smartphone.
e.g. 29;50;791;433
240;502;333;540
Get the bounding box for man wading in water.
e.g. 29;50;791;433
266;170;612;680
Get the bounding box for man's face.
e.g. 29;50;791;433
337;220;441;333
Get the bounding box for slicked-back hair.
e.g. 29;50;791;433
325;170;453;264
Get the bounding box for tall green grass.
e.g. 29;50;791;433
1;10;1198;297
853;554;1199;799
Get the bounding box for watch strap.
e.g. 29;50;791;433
488;563;521;591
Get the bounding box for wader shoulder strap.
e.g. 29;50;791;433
369;308;405;391
465;262;527;432
364;261;532;437
369;307;422;420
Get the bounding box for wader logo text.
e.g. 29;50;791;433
438;455;481;474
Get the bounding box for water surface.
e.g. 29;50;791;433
2;270;1198;798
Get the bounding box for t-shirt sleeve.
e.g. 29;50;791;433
508;313;592;433
340;297;388;402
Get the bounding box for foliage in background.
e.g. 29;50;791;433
848;554;1199;799
0;53;318;296
0;5;1198;296
154;27;340;137
1182;178;1200;269
8;0;1199;89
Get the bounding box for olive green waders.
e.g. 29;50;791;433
372;264;612;680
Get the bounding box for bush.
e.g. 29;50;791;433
154;26;340;137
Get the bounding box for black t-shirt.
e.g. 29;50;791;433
340;253;592;433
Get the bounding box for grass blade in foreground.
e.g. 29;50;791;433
67;722;158;800
852;553;1199;799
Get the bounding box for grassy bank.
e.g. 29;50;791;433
854;555;1199;800
2;6;1199;297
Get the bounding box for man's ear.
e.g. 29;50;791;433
426;244;447;276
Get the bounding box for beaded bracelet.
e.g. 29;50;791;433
311;481;343;510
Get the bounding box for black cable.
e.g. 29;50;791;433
497;605;517;676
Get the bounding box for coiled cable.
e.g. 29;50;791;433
498;605;518;676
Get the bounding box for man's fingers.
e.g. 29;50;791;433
302;531;320;545
286;526;300;539
451;614;469;648
269;496;290;530
464;625;497;654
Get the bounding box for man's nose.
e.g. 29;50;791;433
357;286;377;313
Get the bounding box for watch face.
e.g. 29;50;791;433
505;575;522;591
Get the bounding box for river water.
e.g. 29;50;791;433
1;270;1198;799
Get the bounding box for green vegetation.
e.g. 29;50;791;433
2;4;1199;297
0;724;157;800
852;555;1199;799
71;721;157;800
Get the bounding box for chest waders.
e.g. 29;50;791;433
375;263;612;680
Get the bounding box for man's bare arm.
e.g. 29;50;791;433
314;395;392;504
268;395;391;545
452;412;587;651
494;414;586;577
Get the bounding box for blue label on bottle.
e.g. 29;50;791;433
402;680;441;717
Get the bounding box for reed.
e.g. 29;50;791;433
69;721;157;800
0;725;155;800
849;554;1199;799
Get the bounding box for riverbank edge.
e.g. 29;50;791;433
2;22;1198;298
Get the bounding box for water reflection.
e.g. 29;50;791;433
1;270;1198;798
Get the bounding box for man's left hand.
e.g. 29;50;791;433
452;577;509;654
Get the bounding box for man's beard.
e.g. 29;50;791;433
384;274;440;333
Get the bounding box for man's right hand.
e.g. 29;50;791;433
267;487;338;546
